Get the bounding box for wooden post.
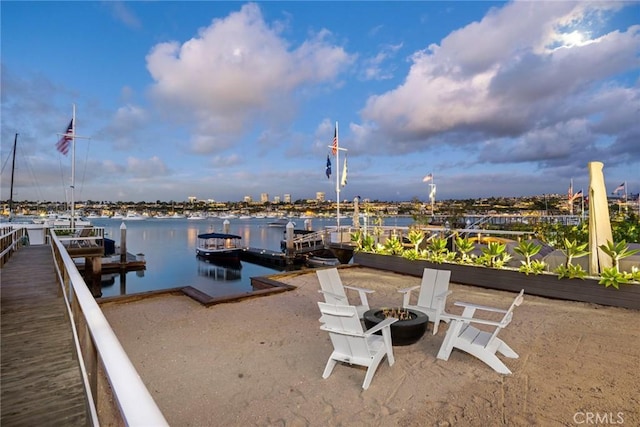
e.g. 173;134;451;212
90;256;102;298
286;221;294;260
120;222;127;264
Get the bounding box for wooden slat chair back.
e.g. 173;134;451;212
316;268;374;318
318;302;397;390
436;289;525;374
398;268;452;334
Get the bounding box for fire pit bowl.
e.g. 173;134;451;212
363;307;429;346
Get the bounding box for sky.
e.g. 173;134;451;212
1;1;639;204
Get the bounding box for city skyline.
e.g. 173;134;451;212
2;1;639;203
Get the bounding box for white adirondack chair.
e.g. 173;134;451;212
317;302;398;390
436;289;525;374
316;268;374;318
398;268;452;334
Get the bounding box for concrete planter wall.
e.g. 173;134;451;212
353;252;640;310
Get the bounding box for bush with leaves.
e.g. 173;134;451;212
380;235;404;256
611;212;640;244
513;240;546;275
475;241;512;268
598;267;632;289
407;229;425;252
454;236;476;264
426;236;455;264
554;238;589;279
598;240;640;273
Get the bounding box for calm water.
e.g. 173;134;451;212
92;216;414;299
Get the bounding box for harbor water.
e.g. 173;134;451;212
92;216;414;299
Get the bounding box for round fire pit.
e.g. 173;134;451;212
363;308;429;346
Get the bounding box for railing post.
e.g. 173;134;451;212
73;302;98;409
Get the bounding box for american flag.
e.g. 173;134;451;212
423;173;433;183
612;183;625;194
331;127;337;156
56;119;73;155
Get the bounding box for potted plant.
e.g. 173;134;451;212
352;228;640;310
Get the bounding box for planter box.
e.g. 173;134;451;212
353;252;640;310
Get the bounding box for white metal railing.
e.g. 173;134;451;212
291;230;329;251
0;226;27;266
49;229;168;426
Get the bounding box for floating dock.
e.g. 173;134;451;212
75;252;146;274
239;247;302;269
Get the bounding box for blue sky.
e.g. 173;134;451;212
1;1;638;203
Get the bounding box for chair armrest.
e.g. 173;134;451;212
446;314;505;327
398;285;420;294
364;317;398;335
344;285;375;294
434;290;452;300
454;301;508;314
318;290;347;302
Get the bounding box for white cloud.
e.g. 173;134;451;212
359;1;640;157
126;156;168;178
106;1;141;30
146;3;354;153
100;104;149;150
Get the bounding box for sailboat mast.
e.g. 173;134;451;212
9;133;18;220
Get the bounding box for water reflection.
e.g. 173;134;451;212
196;257;242;281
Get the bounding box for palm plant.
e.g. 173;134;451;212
454;236;475;264
513;240;546;275
555;238;589;279
407;229;425;252
427;236;454;264
598;240;640;273
477;241;511;268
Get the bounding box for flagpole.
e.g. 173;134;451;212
57;104;90;230
335;121;340;229
569;179;574;215
71;104;76;229
328;122;348;230
430;182;435;216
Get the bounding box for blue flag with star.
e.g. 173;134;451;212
326;155;331;179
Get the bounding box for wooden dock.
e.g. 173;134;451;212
240;247;293;268
1;245;90;426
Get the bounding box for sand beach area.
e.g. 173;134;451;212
99;266;639;426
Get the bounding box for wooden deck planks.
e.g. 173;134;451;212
1;245;89;426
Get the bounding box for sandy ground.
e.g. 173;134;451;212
99;266;639;426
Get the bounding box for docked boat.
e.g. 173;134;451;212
187;213;207;220
268;218;292;227
305;249;341;268
196;232;243;261
306;255;341;268
123;211;146;220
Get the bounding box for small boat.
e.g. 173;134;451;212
305;249;341;268
187;213;207;220
268;218;292;227
123;211;146;220
196;232;243;261
306;255;341;268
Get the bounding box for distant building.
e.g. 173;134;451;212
260;193;269;203
283;194;291;203
273;196;280;204
243;196;252;203
188;196;197;204
316;192;325;202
